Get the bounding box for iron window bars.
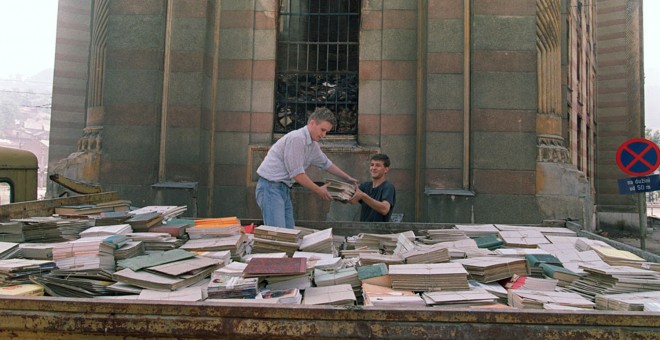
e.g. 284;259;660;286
275;0;360;135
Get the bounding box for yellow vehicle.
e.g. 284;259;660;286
0;146;38;204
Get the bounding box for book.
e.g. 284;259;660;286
243;257;307;277
325;179;356;202
0;284;44;296
303;284;356;305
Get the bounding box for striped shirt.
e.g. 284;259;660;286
257;126;332;187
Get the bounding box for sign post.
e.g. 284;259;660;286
615;138;660;250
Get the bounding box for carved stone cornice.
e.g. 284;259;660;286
537;134;569;163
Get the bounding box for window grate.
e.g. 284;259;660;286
275;0;360;135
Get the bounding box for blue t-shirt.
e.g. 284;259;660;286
358;180;396;222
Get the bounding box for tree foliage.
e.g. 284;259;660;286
646;128;660;146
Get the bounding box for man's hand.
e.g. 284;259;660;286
316;183;333;201
347;185;363;204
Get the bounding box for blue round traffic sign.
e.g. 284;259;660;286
615;138;660;176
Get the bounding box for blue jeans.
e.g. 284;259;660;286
255;177;294;228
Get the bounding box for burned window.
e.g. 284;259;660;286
275;0;360;135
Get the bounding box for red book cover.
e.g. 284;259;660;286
243;257;307;277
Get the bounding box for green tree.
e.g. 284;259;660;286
645;128;660;146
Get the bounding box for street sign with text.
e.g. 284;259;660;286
617;174;660;195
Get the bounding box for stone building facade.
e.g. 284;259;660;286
47;0;642;228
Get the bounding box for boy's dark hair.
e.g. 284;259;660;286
370;153;390;167
308;107;337;127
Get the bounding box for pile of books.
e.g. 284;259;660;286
54;200;131;217
299;228;335;254
114;249;222;291
207;272;259;299
0;258;56;285
498;230;550;248
303;284;356;305
422;288;499;307
186;217;241;239
128;232;185;252
252;226;301;256
0;241;20;259
595;290;660;311
389;263;469;291
454;257;529;283
362;283;425;307
325;179;356;202
52;235;126;272
420;229;469;244
508;289;595;310
180;234;249;259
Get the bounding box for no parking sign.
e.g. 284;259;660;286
616;138;660;176
616;138;660;194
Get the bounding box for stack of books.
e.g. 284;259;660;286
398;243;451;264
539;263;581;287
129;205;187;221
420;229;469;244
574;237;615;251
505;274;558;291
0;258;57;285
454;256;528;283
362;283;425;307
293;251;342;271
454;224;499;237
498;230;549;248
19;242;62;260
0;241;20;259
525;254;563;277
125;212;163;232
357;263;391;287
303;284;356;305
54;200;131;217
299;228;335;254
186;217;241;239
79;224;133;238
252;226;301;256
29;272;116;298
10;217;74;242
508;289;595;310
358;253;404;266
0;222;25;242
52;235;125;272
114;241;145;260
566;264;660;300
90;211;131;226
347;231;416;253
389;262;469;291
595;290;660;311
555;249;608;274
325;179;356;202
494;224;577;238
0;283;44;296
128;232;185;252
422;287;499;307
591;246;646;267
206;273;259;299
114;253;222;291
180;234;249;260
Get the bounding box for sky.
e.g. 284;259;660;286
0;0;657;131
0;0;58;78
644;1;660;132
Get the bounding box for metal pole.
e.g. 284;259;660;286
639;192;646;250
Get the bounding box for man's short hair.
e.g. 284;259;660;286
308;107;337;126
370;153;390;167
